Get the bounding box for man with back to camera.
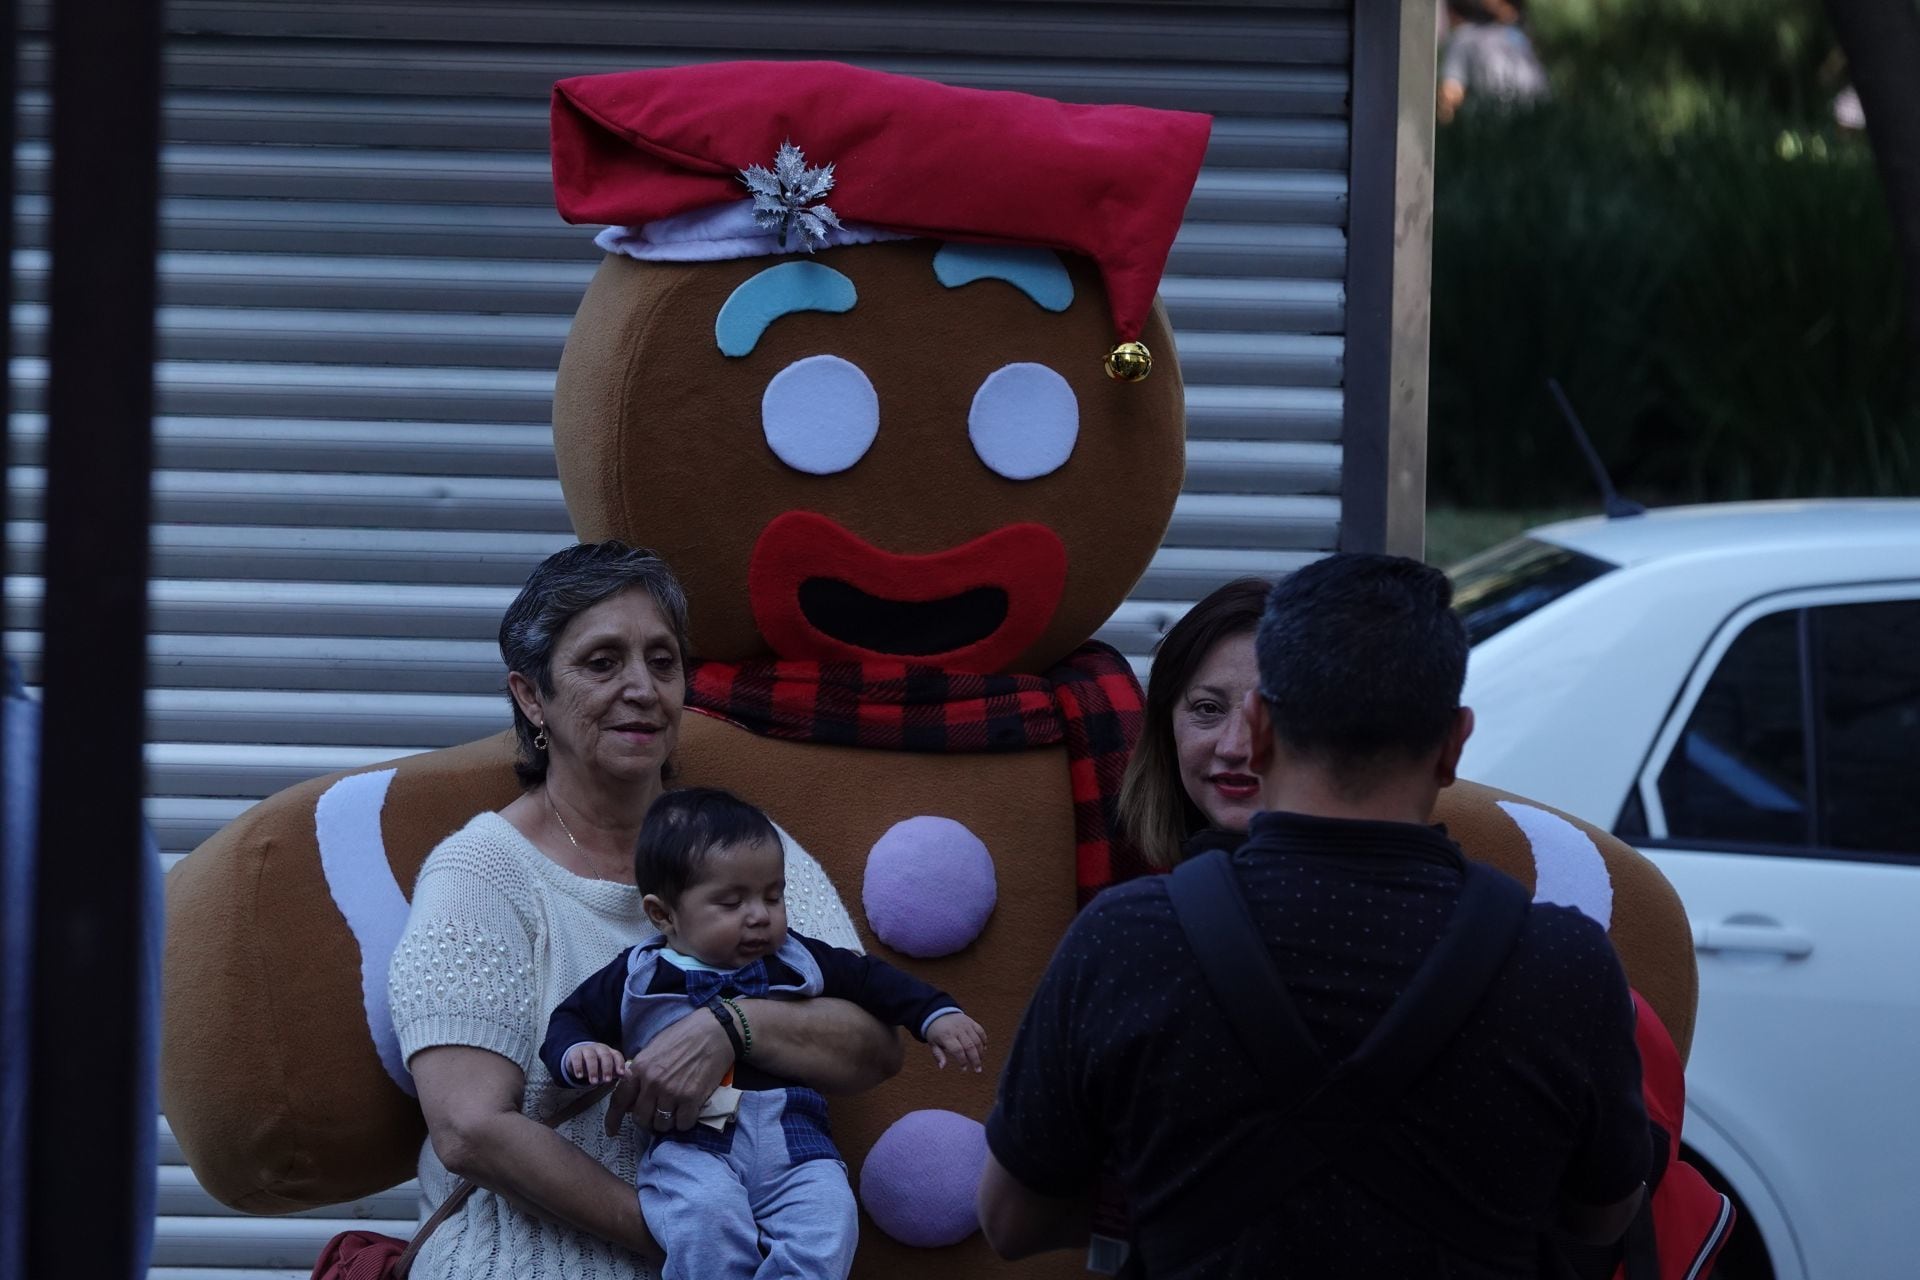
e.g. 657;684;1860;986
977;553;1651;1278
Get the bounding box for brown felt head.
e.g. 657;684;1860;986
553;239;1186;673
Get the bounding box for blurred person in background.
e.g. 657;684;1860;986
1438;0;1550;124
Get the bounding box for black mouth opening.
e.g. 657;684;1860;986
797;578;1009;657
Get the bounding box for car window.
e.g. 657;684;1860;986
1658;609;1808;847
1651;598;1920;857
1450;537;1616;645
1815;600;1920;854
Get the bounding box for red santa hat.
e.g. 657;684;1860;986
550;61;1211;370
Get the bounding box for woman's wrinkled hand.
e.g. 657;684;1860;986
604;1010;733;1137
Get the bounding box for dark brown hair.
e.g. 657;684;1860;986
1117;577;1272;867
635;787;780;904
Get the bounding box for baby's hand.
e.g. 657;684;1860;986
564;1042;628;1087
927;1013;987;1073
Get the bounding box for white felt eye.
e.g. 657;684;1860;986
761;354;880;475
967;363;1079;481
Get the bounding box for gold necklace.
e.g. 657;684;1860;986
545;790;636;886
546;789;581;848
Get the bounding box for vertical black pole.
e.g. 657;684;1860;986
27;0;161;1274
1341;0;1406;555
0;0;14;938
0;0;14;1274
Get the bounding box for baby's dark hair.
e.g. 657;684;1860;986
635;787;780;904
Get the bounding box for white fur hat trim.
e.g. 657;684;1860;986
594;198;913;263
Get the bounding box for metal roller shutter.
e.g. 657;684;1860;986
14;3;1355;1273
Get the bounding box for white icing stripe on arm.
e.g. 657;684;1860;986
1498;799;1614;929
315;768;417;1096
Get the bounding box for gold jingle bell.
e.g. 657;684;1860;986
1105;341;1152;382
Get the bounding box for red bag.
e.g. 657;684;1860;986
309;1082;612;1280
1613;992;1736;1280
309;1229;411;1280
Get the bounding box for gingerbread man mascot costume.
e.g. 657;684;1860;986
163;62;1708;1277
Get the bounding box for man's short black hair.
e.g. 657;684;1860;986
635;787;780;904
1255;553;1468;773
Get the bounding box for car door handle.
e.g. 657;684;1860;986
1692;917;1813;958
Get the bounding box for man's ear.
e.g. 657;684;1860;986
1242;690;1275;777
1435;706;1475;788
642;893;674;932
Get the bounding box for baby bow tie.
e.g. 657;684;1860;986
684;959;771;1006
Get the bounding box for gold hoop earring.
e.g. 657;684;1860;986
532;726;549;752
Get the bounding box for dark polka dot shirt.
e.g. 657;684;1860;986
985;809;1650;1280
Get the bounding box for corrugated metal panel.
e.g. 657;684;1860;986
13;1;1351;1270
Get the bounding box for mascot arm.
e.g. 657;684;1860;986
163;733;526;1212
411;1046;659;1261
1437;782;1699;1060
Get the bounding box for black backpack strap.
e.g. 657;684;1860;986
1161;849;1540;1269
1165;848;1325;1096
1166;853;1532;1101
1303;860;1537;1265
1343;861;1532;1097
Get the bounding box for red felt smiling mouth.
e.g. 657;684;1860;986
747;510;1068;672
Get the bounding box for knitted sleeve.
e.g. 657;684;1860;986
389;831;542;1072
775;825;862;953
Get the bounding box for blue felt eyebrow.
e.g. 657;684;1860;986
932;244;1073;313
715;261;858;357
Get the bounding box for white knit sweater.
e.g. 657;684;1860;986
388;809;860;1280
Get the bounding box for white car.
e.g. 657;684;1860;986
1451;500;1920;1280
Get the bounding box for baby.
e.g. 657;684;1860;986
539;786;987;1280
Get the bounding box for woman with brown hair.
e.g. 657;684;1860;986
1116;577;1273;866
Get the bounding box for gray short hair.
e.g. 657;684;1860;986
498;541;691;788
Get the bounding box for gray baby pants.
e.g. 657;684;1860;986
637;1089;858;1280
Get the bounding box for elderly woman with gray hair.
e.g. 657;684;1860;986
388;541;899;1280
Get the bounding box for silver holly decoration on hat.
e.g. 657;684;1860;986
740;140;843;252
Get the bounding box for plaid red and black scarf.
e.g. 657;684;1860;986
687;642;1150;902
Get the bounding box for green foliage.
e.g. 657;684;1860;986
1428;7;1916;508
1530;0;1837;127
